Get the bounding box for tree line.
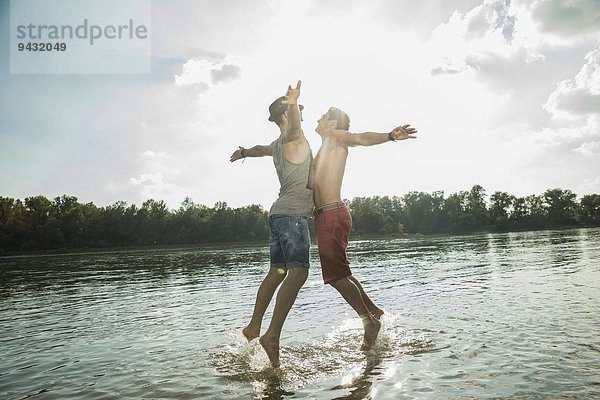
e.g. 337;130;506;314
1;185;599;253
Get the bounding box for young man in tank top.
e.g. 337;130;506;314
307;106;417;350
229;81;311;367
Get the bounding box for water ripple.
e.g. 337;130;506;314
1;229;599;399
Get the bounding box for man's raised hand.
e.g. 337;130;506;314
281;80;301;105
391;124;417;141
230;146;245;162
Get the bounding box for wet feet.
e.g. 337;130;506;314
360;318;381;351
259;336;280;368
242;326;259;342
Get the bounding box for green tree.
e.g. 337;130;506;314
544;188;577;225
400;191;445;233
52;195;84;246
232;204;268;240
443;191;476;232
139;199;170;244
467;184;488;226
0;197;26;251
211;201;233;241
349;197;386;234
525;194;546;227
511;197;527;223
21;195;54;249
24;195;52;227
490;191;514;229
78;202;103;247
2;187;600;253
578;194;600;224
102;201;137;246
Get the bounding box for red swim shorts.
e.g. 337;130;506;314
314;206;352;284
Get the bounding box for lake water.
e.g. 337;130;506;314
1;228;599;399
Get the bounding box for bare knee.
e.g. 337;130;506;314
287;267;308;284
330;276;350;289
267;267;287;283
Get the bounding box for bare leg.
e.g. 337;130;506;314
330;277;381;350
260;267;309;367
243;267;287;342
348;276;384;319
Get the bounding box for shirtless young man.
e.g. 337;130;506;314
309;106;417;350
229;81;311;367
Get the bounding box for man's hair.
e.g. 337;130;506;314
326;107;350;130
268;96;304;126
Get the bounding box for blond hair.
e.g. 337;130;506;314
326;107;350;130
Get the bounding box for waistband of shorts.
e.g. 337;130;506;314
314;202;347;214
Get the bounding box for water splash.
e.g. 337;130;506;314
209;313;436;398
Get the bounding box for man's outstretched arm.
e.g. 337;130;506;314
230;143;273;162
338;124;418;147
281;80;302;142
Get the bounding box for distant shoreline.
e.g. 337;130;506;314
0;241;267;258
2;189;598;256
3;225;597;258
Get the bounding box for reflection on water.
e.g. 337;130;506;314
1;228;599;399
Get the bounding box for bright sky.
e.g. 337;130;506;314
1;0;599;210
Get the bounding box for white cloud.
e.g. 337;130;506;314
508;114;600;195
371;0;485;39
423;0;599;131
101;0;600;209
531;0;600;38
129;171;188;206
427;0;525;73
7;0;600;209
544;47;600;118
174;59;213;87
174;55;241;87
574;140;600;157
578;175;600;194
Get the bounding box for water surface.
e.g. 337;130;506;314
1;228;599;399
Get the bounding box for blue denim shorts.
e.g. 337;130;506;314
268;215;310;268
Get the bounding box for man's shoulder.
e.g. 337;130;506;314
333;128;351;136
326;129;352;147
282;128;307;144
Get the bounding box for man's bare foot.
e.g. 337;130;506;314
360;318;381;350
259;335;280;368
242;326;259;342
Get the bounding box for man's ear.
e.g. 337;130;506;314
328;120;338;129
